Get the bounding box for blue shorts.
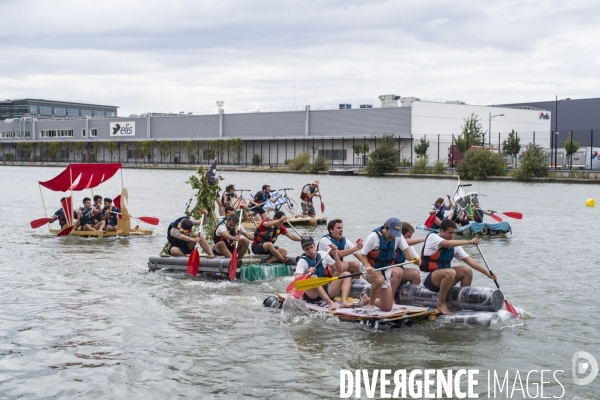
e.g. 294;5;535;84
423;273;440;293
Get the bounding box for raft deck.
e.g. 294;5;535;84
50;228;153;238
242;216;327;231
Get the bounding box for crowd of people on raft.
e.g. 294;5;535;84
428;193;494;229
50;195;138;233
162;177;499;315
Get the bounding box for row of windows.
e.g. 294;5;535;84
82;129;98;137
318;149;348;160
0;131;31;138
27;106;116;117
40;130;74;138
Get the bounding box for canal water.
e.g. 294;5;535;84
0;166;598;398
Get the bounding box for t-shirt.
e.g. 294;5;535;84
360;230;409;257
253;191;269;205
169;218;203;239
318;235;355;253
422;233;468;260
295;250;335;275
215;224;247;237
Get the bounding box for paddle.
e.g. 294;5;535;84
475;244;519;317
30;217;52;229
187;214;204;277
286;220;302;237
293;260;415;291
487;212;503;223
485;210;523;220
318;193;325;213
109;212;159;225
229;211;243;281
57;225;74;237
286;249;332;299
425;197;448;229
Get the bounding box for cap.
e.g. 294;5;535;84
301;236;315;248
311;179;320;186
385;217;402;237
181;218;193;230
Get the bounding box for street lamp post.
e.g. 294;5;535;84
554;96;570;170
555;131;559;170
489;113;505;148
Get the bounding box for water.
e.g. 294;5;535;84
1;166;599;398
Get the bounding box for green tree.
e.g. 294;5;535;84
184;140;197;164
563;132;581;169
502;130;521;167
457;148;507;180
160;141;171;161
309;145;319;162
16;142;33;160
103;141;118;161
513;143;548;181
455;113;485;155
48;142;60;161
289;152;310;171
414;137;430;158
141;141;156;162
366;134;398;176
227;138;243;164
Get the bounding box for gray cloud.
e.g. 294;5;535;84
0;0;599;115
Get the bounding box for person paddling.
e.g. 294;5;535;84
428;195;452;229
212;213;253;264
295;236;353;310
355;217;419;313
300;179;320;217
391;222;423;285
251;211;301;263
167;213;214;258
420;219;497;315
76;197;99;231
49;198;77;230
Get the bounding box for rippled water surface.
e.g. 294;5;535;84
1;166;599;399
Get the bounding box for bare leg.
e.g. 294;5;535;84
197;235;214;258
215;242;233;258
262;243;287;263
431;269;457;315
170;246;185;257
366;270;385;309
327;272;353;307
401;268;421;285
237;238;249;259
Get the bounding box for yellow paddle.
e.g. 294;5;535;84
293;260;417;291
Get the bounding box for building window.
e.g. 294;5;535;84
24;130;31;138
40;130;72;138
127;149;142;159
29;105;37;114
40;130;56;138
39;106;52;115
108;112;116;117
318;149;347;160
90;129;97;137
82;129;86;137
55;108;66;117
68;108;79;117
0;132;12;138
81;110;92;117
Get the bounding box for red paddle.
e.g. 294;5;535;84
487;213;503;223
30;217;51;229
318;192;325;213
187;215;204;276
475;244;519;318
485;210;522;220
229;213;243;281
424;213;437;229
135;216;159;225
57;225;74;237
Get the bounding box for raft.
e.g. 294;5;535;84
265;293;434;330
148;254;297;281
328;170;355;176
416;221;512;236
242;216;328;231
49;227;153;238
266;278;515;327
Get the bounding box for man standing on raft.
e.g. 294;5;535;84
300;179;320;218
355;217;419;312
420;219;497;315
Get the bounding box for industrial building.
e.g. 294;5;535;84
0;95;550;165
0;98;118;120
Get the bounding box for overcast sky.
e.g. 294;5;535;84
1;0;598;115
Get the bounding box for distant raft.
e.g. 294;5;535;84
416;221;512;236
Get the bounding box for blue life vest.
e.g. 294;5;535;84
105;207;121;226
167;216;193;248
473;208;484;223
79;207;94;225
420;233;455;272
255;191;269;204
213;220;238;251
366;227;397;269
322;233;348;261
300;252;328;277
54;208;67;226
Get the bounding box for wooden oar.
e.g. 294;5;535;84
293;260;414;291
187;214;204;277
30;217;52;229
475;244;519;318
229;212;243;281
484;210;523;220
286;249;332;299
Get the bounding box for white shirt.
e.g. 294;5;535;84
215;224;247;237
318;235;355;253
295;250;335;275
422;233;468;260
301;185;315;204
360;231;409;256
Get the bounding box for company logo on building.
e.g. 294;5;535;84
110;122;135;136
539;112;550;120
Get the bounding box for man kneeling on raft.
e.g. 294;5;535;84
295;236;353;310
251;211;302;263
420;219;497;315
167;212;215;258
355;217;420;312
212;213;253;264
